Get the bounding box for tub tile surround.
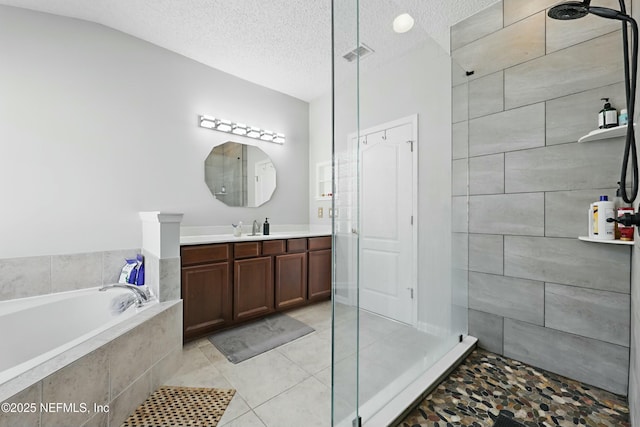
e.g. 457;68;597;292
453;0;632;395
0;301;182;427
141;250;181;303
41;348;110;427
0;249;141;302
0;382;41;427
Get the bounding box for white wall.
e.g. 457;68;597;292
309;41;453;329
309;94;333;226
0;6;309;259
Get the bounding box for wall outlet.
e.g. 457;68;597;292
318;207;324;218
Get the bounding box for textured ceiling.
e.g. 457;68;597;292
0;0;498;101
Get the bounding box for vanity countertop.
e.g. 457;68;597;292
180;230;331;246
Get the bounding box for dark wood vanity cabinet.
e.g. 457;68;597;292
308;237;332;301
181;244;232;340
234;256;274;321
275;252;307;309
181;236;330;341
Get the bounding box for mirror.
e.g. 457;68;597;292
205;142;276;207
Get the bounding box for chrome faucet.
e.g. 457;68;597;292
99;284;149;307
251;220;261;236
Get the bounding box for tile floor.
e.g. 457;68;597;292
164;301;334;427
164;301;446;427
399;349;630;427
163;304;631;427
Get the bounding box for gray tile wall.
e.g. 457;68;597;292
452;0;632;395
0;249;140;302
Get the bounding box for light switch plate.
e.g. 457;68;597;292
318;207;324;218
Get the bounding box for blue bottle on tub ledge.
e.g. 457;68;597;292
135;254;145;286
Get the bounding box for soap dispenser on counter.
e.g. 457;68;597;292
263;218;270;236
598;98;618;129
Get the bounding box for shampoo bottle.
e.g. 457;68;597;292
598;98;618;129
620;108;629;126
263;218;270;236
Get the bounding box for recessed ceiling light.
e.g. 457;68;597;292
393;13;414;34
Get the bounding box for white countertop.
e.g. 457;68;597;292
180;230;331;245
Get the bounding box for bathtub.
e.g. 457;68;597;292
0;286;182;426
0;287;154;388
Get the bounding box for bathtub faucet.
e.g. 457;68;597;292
99;284;149;307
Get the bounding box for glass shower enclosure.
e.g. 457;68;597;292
330;1;473;425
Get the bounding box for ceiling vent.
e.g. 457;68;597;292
342;44;374;62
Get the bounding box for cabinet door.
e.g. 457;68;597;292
275;253;307;310
234;257;274;321
308;249;331;301
182;262;231;339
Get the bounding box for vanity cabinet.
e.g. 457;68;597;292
181;244;232;339
275;252;307;309
180;236;331;341
308;237;332;301
234;256;274;321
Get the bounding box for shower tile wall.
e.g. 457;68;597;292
452;0;632;395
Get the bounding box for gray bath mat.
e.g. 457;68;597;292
492;414;526;427
208;313;314;363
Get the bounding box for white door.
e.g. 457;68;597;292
359;122;415;324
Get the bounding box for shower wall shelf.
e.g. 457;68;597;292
578;236;634;245
578;124;636;143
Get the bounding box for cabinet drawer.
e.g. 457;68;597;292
181;244;230;266
262;240;285;255
287;238;307;253
234;242;261;259
308;236;331;251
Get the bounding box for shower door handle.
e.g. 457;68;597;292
351;228;358;235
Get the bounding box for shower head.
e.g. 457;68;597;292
548;1;590;20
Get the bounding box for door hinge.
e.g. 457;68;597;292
410;215;414;225
407;140;414;152
407;288;414;299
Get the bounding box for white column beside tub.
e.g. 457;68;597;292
139;212;184;302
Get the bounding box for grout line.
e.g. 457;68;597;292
543;190;546;237
543;282;547;328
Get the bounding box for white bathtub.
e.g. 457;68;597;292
0;287;155;387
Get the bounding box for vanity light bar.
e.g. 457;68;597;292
199;115;285;144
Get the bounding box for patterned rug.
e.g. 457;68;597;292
121;386;235;427
400;349;629;427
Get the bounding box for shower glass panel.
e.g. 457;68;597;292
331;0;471;425
331;0;360;425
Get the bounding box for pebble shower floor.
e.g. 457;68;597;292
399;349;629;427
